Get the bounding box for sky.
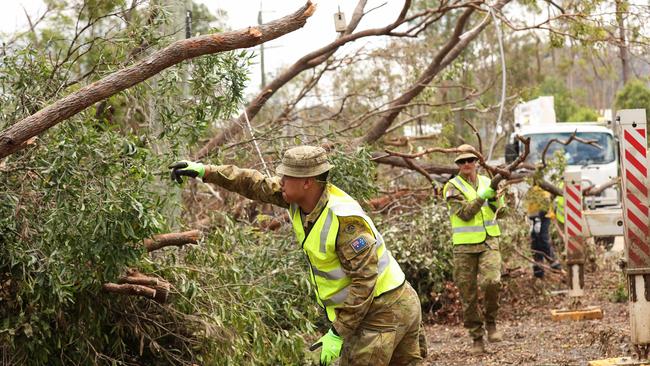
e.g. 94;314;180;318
0;0;404;94
0;0;45;33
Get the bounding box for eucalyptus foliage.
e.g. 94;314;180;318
328;146;378;202
0;1;321;364
122;217;319;365
1;118;164;364
378;200;454;312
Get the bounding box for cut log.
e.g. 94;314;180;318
102;283;156;299
109;269;171;303
144;230;201;252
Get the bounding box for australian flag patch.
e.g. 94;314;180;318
351;237;369;253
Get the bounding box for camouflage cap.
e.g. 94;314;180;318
454;144;478;163
276;145;334;178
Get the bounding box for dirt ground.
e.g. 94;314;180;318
422;252;634;366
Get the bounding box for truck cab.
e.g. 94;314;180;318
505;96;623;244
506;123;619;208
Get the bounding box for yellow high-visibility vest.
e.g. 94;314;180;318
290;184;405;322
443;174;501;245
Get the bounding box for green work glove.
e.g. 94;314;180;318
309;328;343;366
168;160;205;184
477;186;496;200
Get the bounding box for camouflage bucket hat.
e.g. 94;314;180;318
454;144;478;163
276;145;334;178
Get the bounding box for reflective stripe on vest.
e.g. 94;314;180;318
290;184;405;321
443;175;501;245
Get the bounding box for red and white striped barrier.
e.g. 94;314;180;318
564;174;585;252
619;111;650;270
564;169;585;297
617;109;650;346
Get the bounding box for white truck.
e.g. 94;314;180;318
504;96;624;246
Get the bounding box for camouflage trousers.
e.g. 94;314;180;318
452;242;502;340
339;282;427;366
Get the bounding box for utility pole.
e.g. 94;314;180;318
185;5;192;39
616;0;631;85
258;2;266;89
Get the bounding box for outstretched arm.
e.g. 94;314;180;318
203;165;289;208
169;161;288;208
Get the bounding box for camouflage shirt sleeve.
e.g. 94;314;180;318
202;165;289;208
332;215;378;340
444;183;485;221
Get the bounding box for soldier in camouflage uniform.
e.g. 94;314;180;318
169;146;426;366
442;144;505;355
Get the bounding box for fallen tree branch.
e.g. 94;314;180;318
370;152;458;178
383;133;441;147
537;178;563;197
0;1;316;159
144;230;201;252
118;272;159;287
584;177;620;197
489;135;530;188
510;245;565;279
383;144;495;176
529;131;605;196
380;134;529;188
366;189;430;211
383;146;481;160
540;130;600;168
401;157;434;183
103;269;172;303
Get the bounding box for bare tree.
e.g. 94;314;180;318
193;0;479;159
358;0;511;144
